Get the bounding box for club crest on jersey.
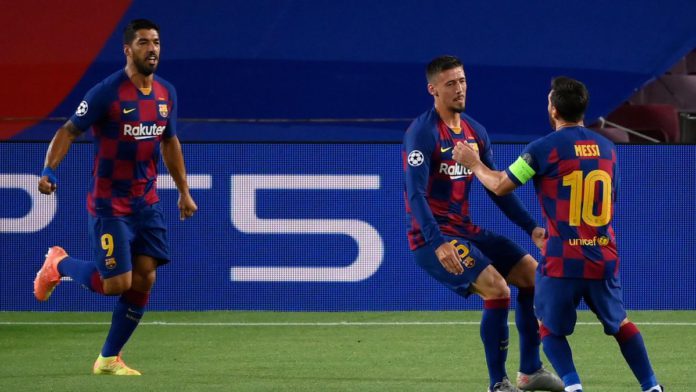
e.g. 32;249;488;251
158;104;169;118
104;257;117;270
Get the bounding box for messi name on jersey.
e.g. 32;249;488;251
574;142;600;158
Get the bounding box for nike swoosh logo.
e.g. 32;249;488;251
123;108;136;114
440;147;452;153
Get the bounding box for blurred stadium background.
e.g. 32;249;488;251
1;1;695;390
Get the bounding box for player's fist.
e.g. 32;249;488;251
38;176;57;195
531;227;547;251
453;142;480;169
178;192;198;220
435;241;464;275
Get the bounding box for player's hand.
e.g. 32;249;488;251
453;142;480;169
435;241;464;275
38;176;57;195
531;227;546;251
178;192;198;220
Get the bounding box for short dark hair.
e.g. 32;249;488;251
426;55;463;83
550;76;589;122
123;19;160;45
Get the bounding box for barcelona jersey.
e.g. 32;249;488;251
403;108;536;251
69;70;177;217
505;126;619;279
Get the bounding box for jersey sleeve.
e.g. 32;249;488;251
164;83;178;138
477;127;497;170
69;82;111;133
478;129;538;235
403;125;445;249
505;139;544;186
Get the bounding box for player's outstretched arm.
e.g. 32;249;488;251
161;135;197;220
453;142;516;196
38;121;81;195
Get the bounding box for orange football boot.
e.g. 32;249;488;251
33;246;68;301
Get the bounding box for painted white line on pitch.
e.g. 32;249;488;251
1;321;695;326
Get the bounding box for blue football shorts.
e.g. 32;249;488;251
413;229;528;298
535;270;627;336
88;203;170;279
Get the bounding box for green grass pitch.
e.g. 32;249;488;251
1;311;694;391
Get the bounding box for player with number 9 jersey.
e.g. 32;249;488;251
34;19;198;376
71;68;177;217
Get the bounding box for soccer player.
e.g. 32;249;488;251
452;77;663;392
34;19;197;375
403;55;563;392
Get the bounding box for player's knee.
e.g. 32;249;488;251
131;269;156;292
131;256;158;292
507;256;537;288
490;282;510;299
102;274;132;295
512;274;535;290
479;281;510;300
102;282;130;295
473;268;511;299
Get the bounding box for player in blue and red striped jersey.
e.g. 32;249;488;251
34;19;197;376
403;55;563;392
453;77;663;392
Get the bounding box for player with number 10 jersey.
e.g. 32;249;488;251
506;126;619;280
452;76;662;391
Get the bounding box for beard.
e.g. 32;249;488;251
133;56;158;76
450;103;465;113
450;95;466;113
449;100;466;113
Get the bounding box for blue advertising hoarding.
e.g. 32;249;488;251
1;142;694;311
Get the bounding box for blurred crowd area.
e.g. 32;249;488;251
591;49;696;144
